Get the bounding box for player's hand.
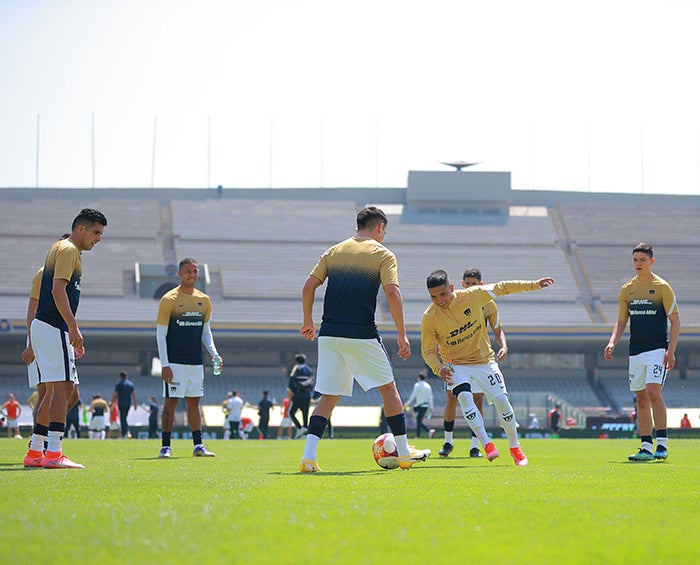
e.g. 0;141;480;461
68;326;83;349
538;277;556;288
496;346;508;361
300;322;316;341
74;345;85;359
396;335;411;361
603;343;615;361
439;363;455;386
21;345;35;365
161;366;174;384
664;351;676;371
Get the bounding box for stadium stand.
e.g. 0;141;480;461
2;185;700;430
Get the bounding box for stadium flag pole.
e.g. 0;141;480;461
151;114;158;189
35;113;40;189
91;113;96;189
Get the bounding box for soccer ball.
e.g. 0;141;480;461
372;433;399;470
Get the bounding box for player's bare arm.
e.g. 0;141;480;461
52;278;82;349
384;283;410;361
300;275;323;341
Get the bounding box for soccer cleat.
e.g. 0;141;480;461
628;449;654;462
653;446;668;460
158;446;172;459
510;446;529;466
398;448;432;470
299;459;322;473
470;447;483;458
428;428;436;439
193;444;216;457
42;451;85;469
23;449;44;468
438;442;454;457
484;442;500;462
294;427;308;439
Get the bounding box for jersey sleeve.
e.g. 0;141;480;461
379;250;400;287
483;300;501;330
661;282;679;316
30;268;43;300
309;249;330;282
156;295;174;325
53;245;80;282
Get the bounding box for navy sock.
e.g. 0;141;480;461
386;413;407;437
162;431;171;447
444;420;455;432
193;430;203;445
307;415;328;438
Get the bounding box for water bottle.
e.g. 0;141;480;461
212;354;222;376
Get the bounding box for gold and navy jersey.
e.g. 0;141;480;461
157;287;212;365
90;398;109;416
422;281;538;374
618;274;679;356
35;239;82;331
311;236;400;339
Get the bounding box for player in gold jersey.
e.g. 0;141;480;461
422;269;555;466
604;242;680;462
439;268;508;459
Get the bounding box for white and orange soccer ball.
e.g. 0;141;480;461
372;433;399;470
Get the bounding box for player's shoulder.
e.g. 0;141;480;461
192;288;211;302
652;273;674;289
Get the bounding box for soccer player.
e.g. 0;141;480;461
156;257;221;458
604;242;680;462
87;394;109;440
439;268;508;458
23;208;107;469
298;206;431;472
421;269;555;467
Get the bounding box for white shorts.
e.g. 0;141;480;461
629;348;667;392
7;418;19;428
163;364;204;398
89;416;106;431
109;420;120;431
30;319;79;385
448;361;508;403
316;336;394;397
280;417;293;428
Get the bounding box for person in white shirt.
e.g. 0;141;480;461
404;371;434;438
222;390;244;439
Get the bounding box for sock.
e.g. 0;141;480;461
30;424;49;452
193;430;202;446
641;435;653;453
47;422;65;453
457;391;490;447
493;394;520;448
443;420;454;444
162;431;172;447
386;413;410;456
302;415;328;459
656;430;668;449
470;434;479;449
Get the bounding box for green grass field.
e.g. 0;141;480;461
1;437;698;564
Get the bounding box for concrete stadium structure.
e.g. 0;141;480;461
2;170;699;429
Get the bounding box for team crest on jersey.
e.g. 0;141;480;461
649;289;655;295
463;308;472;316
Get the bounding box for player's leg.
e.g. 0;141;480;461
453;383;492;452
440;392;457;457
627;354;655;460
301;393;339;470
469;392;485;457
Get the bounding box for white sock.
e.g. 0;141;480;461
470;435;479;449
444;431;454;444
47;430;63;453
657;436;668;449
493;394;520;448
457;391;490;446
393;433;410;457
30;433;46;452
302;434;321;460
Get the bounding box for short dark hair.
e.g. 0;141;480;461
179;257;199;269
462;268;482;282
71;208;107;231
295;354;306;364
356;206;388;231
427;269;450;289
633;242;653;258
119;371;128;379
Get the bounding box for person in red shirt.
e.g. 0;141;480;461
680;414;691;429
277;392;294;440
1;393;23;438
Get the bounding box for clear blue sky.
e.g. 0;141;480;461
1;0;699;193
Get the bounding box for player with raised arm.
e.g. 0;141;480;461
421;269;555;467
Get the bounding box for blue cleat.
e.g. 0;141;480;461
628;449;654;462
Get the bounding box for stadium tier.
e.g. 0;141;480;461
2;183;700;423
